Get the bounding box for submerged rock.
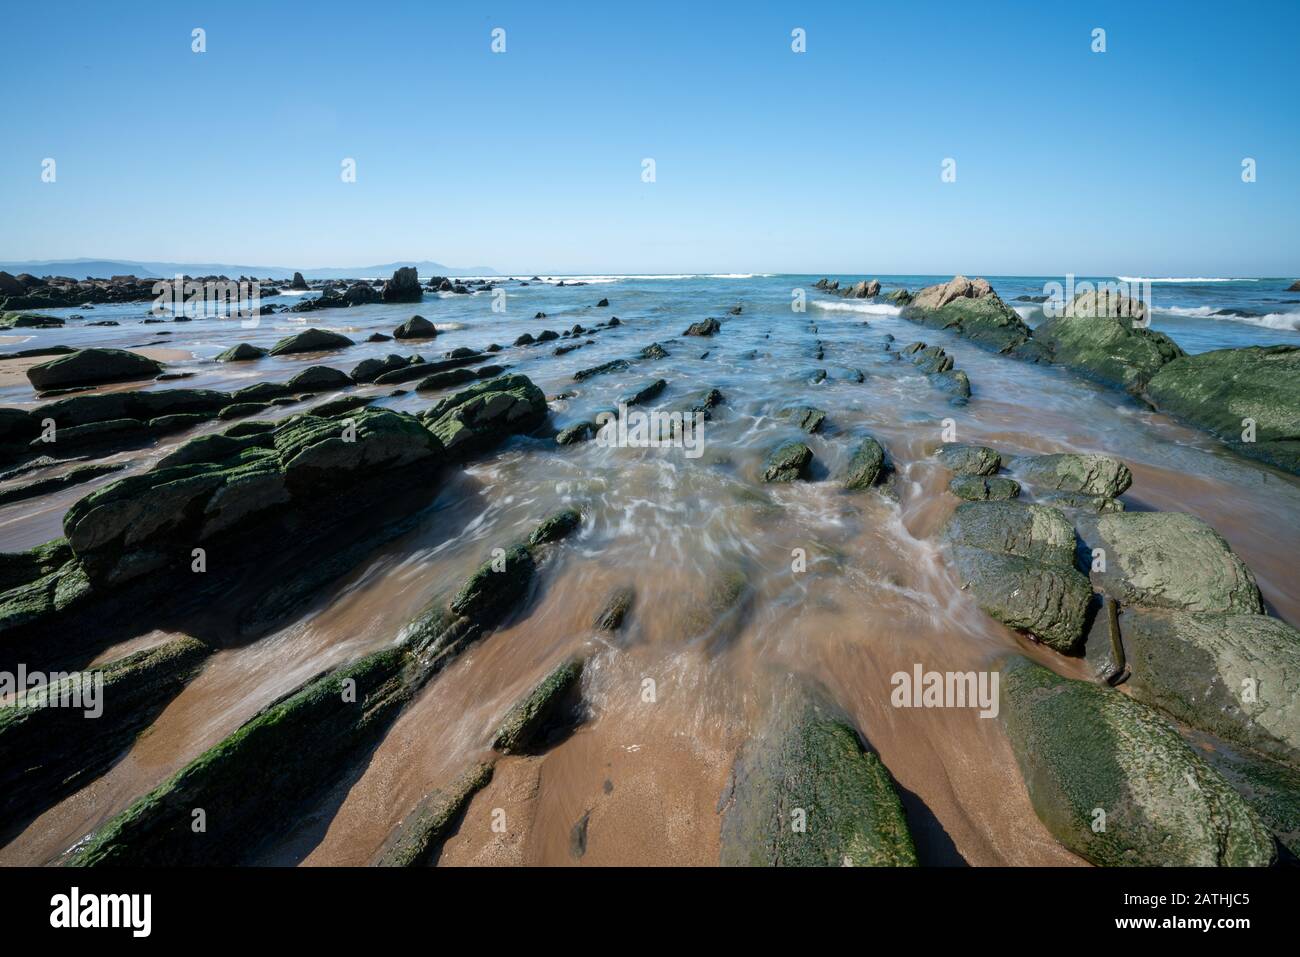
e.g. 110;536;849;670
719;680;916;867
1144;345;1300;475
593;586;635;631
27;348;164;391
762;440;812;483
1000;655;1274;866
683;317;721;337
777;405;826;434
527;507;582;547
943;502;1091;653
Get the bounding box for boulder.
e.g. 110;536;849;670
1017;453;1132;498
381;266;423;303
1086;607;1300;767
393;315;437;339
1;311;64;329
27;348;164;391
422;374;549;459
343;282;379;305
1035;305;1184;393
267;328;355;356
937;443;1000;476
1000;655;1274;866
943;502;1092;653
843;437;886;490
1143;345;1300;475
1089;511;1263;615
351;354;417;383
762;440;812;483
719;679;916;867
288;271;309;290
286;366;353;392
684;318;722;337
215;343;267;362
904;276;1033;354
950;475;1020;501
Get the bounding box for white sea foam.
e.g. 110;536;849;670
1117;276;1260;283
1156;305;1300;331
810;300;903;316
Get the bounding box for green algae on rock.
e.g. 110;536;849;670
761;440;812;483
1017;452;1133;498
719;681;916;867
422;374;548;460
491;658;584;754
1000;656;1274;867
843;436;886;490
377;762;495;867
949;475;1020;501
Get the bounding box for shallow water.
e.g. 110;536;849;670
2;274;1297;865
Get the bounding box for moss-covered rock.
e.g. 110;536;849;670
214;343;267;362
950;475;1020;501
777;406;826;434
377;762;494;866
491;658;584;754
527;507;581;547
843;437;885;490
719;680;916;866
1034;309;1184;393
422;374;548;460
448;544;535;626
0;636;210;828
1144;345;1300;475
943;502;1091;653
27;348;164;391
937;443;1001;476
1018;452;1132;498
1085;607;1300;768
762;440;812;483
593;586;634;631
903;276;1033;354
1090;511;1262;615
1000;655;1274;866
267;328;355;356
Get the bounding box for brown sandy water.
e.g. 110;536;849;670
2;281;1297;866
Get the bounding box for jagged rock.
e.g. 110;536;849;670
684;318;721;337
1144;345;1300;475
27;348;164;391
619;379;666;406
1018;453;1132;498
556;421;598;445
343;282;379;305
1088;511;1262;615
288;271;309;290
573;359;630;381
641;342;669;359
762;440;812;483
381;266;423;303
719;679;916;867
422;374;548;459
904;276;1033;354
62;408;442;586
1000;655;1274;866
215;343;267;362
393;315;437;339
943;502;1091;653
937;444;1000;476
267;328;355;356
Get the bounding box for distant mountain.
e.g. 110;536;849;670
0;258;498;280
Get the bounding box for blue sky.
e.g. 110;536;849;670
2;0;1297;276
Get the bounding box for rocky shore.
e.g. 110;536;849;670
0;267;1296;867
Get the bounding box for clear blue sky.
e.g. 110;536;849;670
2;0;1297;276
